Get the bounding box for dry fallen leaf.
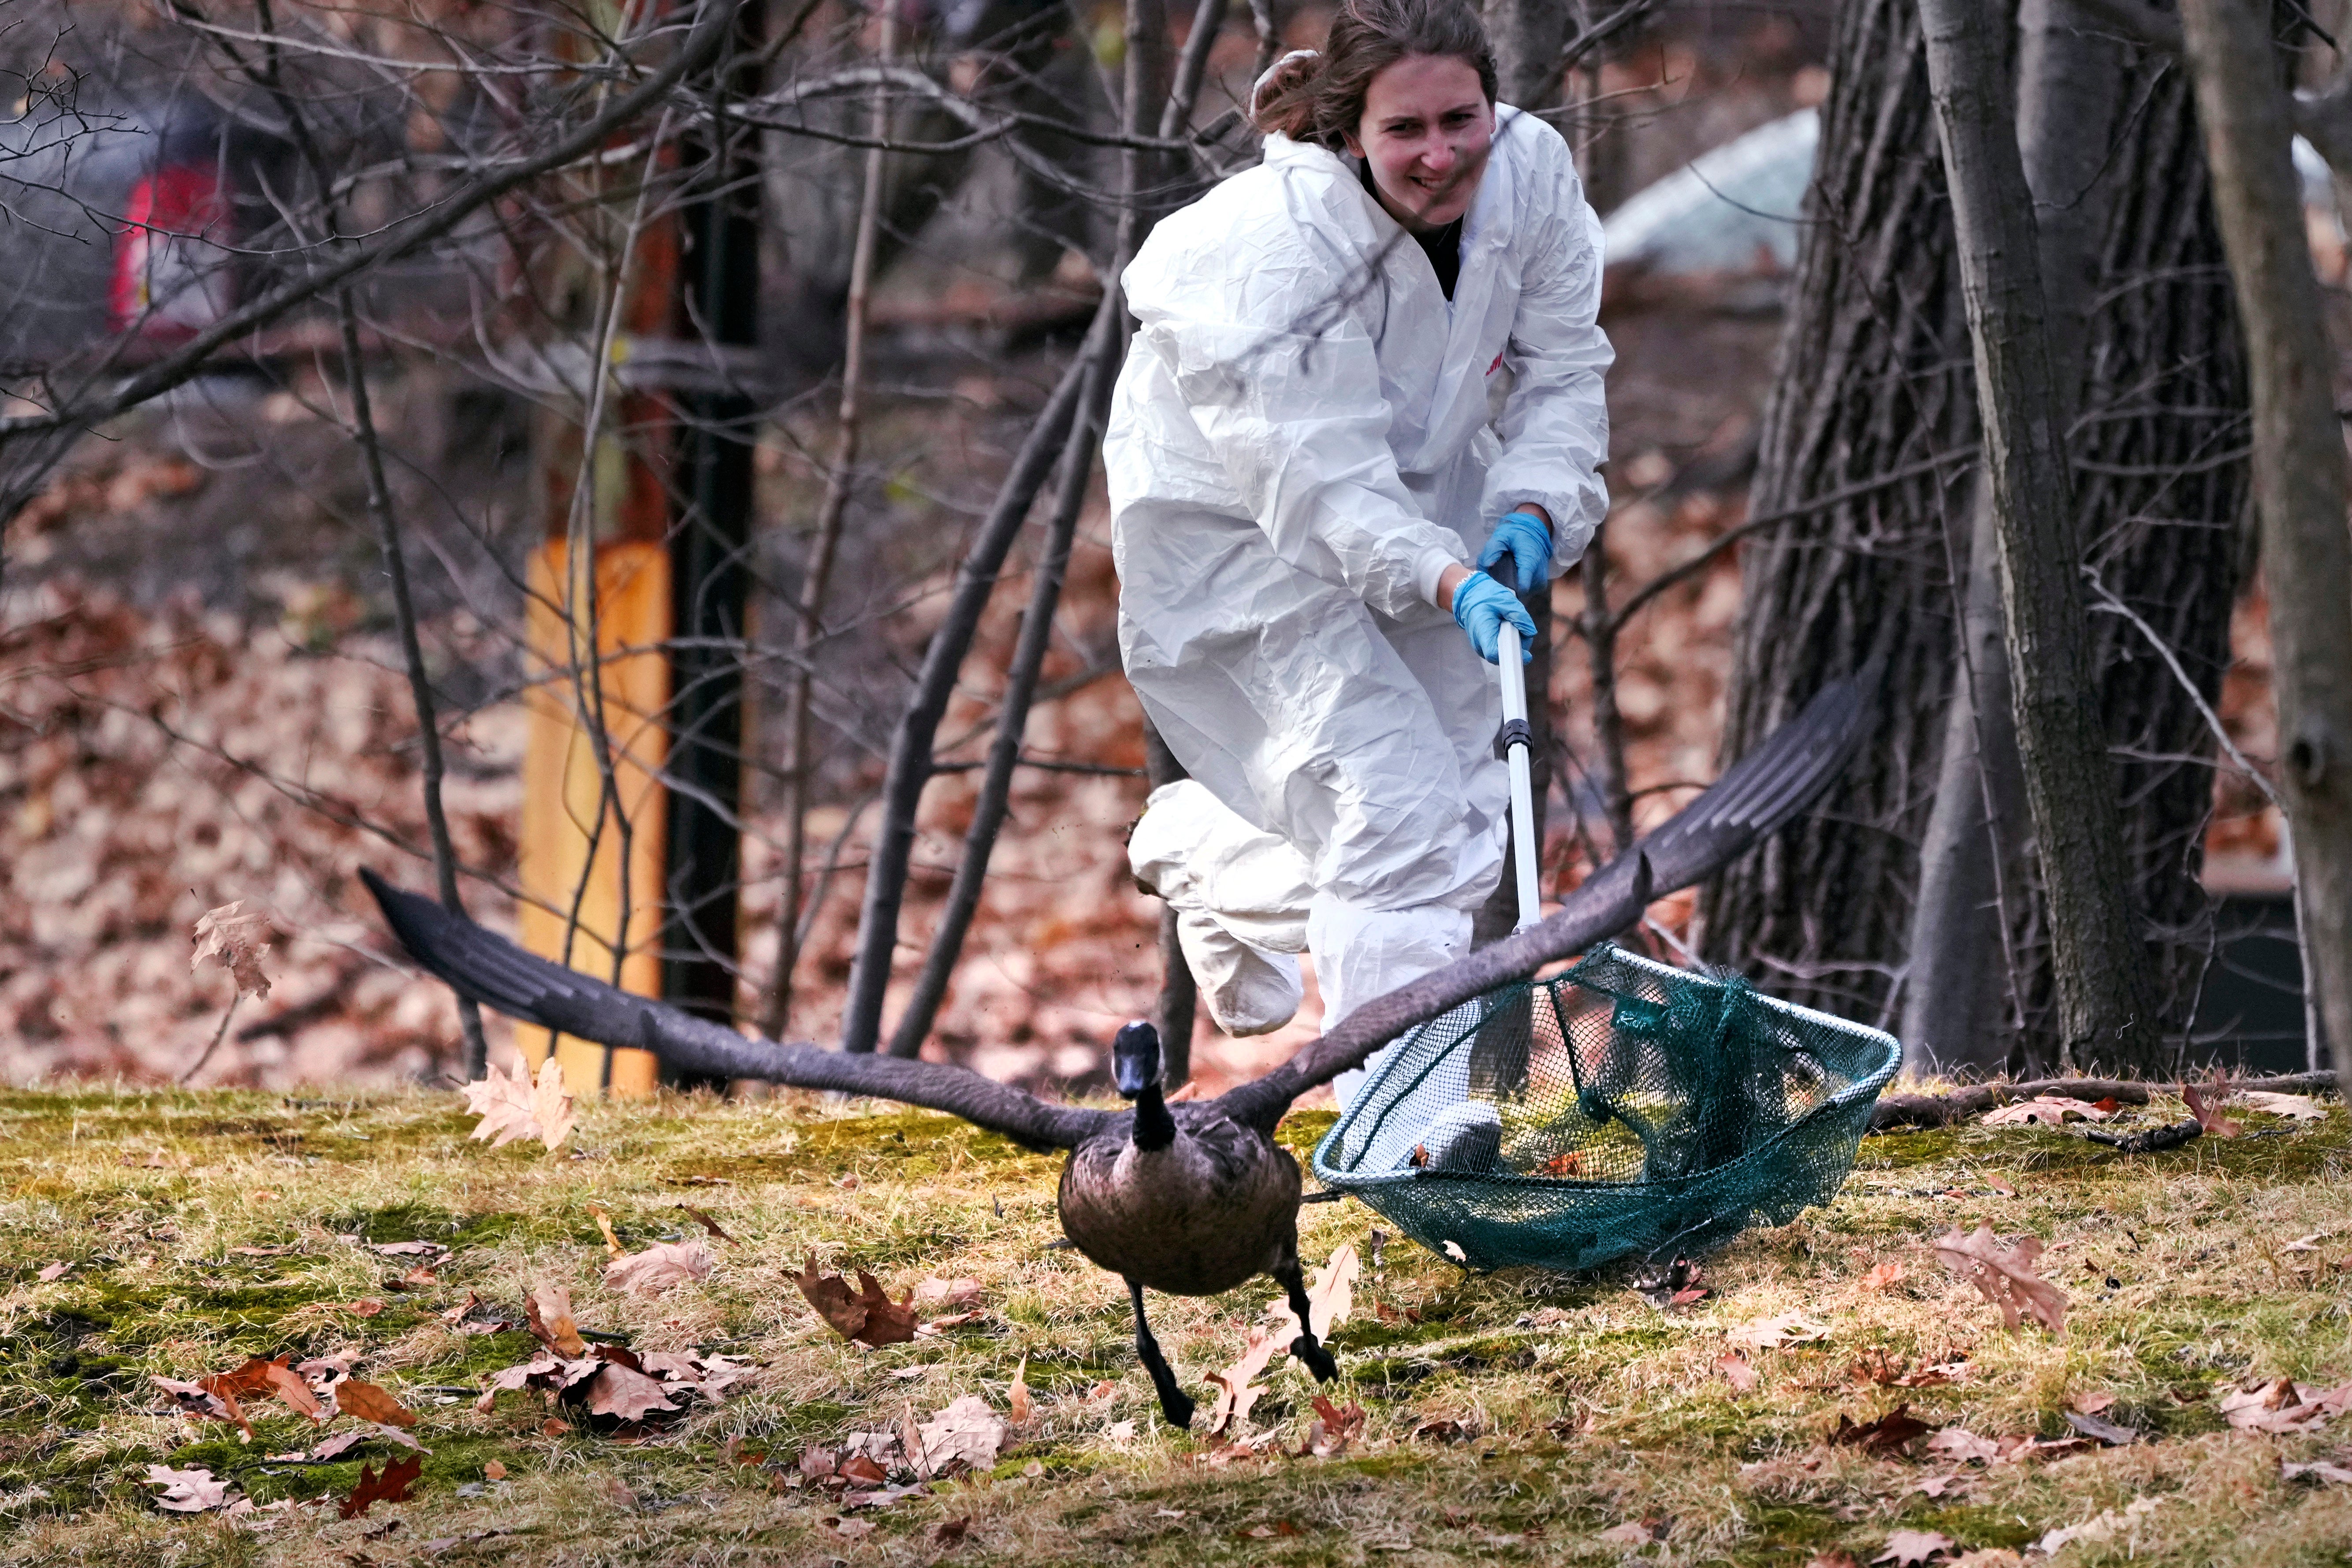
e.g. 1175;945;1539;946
793;1255;917;1347
339;1454;423;1518
912;1395;1007;1475
2242;1091;2327;1121
2181;1080;2241;1139
1873;1528;1956;1565
1933;1226;2067;1334
205;1355;324;1424
36;1261;70;1281
2033;1497;2161;1555
2284;1457;2352;1484
152;1374;248;1438
1597;1520;1662;1546
914;1276;986;1311
191;901;272;1000
461;1058;576;1152
1926;1427;2004;1465
676;1203;737;1243
484;1460;508;1481
1860;1260;1908;1292
2218;1377;2352;1433
1198;1241;1362;1436
1717;1352;1759;1392
605;1240;715;1297
1204;1322;1286;1437
145;1464;231;1512
1981;1095;2110;1127
1728;1311;1832;1350
588;1206;624;1258
334;1379;416;1429
1008;1358;1034;1427
1293;1244;1358;1341
525;1281;589;1356
1299;1395;1366;1457
1829;1404;1935;1456
587;1363;679;1423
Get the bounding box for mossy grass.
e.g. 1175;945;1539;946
1;1081;2347;1563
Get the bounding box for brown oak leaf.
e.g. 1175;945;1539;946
525;1281;589;1356
2181;1078;2242;1139
1830;1404;1935;1456
461;1058;575;1152
1008;1357;1035;1428
604;1240;715;1297
334;1379;417;1428
1203;1322;1285;1437
145;1464;232;1512
587;1363;679;1423
912;1394;1007;1475
1728;1311;1831;1350
1981;1096;2111;1127
793;1254;916;1347
191;902;272;1000
1932;1226;2066;1333
339;1454;423;1518
1873;1528;1956;1565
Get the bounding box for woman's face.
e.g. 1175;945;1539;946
1343;53;1494;234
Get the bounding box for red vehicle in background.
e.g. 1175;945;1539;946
109;153;236;339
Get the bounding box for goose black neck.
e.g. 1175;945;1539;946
1129;1085;1176;1152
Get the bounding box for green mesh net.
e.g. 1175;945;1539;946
1310;944;1901;1273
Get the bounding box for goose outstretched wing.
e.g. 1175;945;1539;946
360;869;1112;1151
1217;660;1879;1131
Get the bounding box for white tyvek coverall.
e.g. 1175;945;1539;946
1106;108;1612;1054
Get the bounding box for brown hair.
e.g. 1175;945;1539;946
1250;0;1499;151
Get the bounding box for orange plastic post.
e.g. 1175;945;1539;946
517;535;673;1094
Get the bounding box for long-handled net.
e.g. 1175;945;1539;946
1310;943;1900;1273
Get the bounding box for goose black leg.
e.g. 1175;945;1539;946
1272;1255;1340;1382
1128;1278;1196;1429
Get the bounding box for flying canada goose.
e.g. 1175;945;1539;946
361;665;1874;1430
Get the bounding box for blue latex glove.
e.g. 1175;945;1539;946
1451;570;1538;664
1477;510;1553;594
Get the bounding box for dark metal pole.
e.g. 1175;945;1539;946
661;0;765;1072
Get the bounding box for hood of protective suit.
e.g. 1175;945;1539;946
1107;107;1612;620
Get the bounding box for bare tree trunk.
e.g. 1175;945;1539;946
1902;0;2129;1075
1903;473;2031;1074
1696;0;1980;1023
1915;0;2165;1072
2178;0;2352;1090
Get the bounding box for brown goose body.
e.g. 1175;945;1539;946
1057;1104;1303;1297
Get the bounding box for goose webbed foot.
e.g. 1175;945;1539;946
1273;1257;1340;1382
1128;1279;1197;1430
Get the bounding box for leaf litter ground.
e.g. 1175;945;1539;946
2;1082;2350;1564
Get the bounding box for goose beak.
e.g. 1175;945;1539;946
1112;1021;1161;1099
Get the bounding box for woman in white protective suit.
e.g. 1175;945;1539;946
1105;0;1610;1094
